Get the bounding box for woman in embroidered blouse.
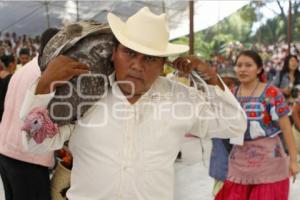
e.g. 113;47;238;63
215;50;300;200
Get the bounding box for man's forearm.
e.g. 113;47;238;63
36;80;51;94
195;67;225;90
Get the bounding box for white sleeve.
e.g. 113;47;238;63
21;125;73;154
19;79;73;153
190;76;246;145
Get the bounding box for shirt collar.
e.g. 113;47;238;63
108;71;163;103
108;71;115;86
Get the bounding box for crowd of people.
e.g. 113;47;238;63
0;32;39;71
211;41;300;81
0;7;299;200
0;33;38;125
0;32;40;56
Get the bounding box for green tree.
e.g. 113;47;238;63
173;0;300;60
193;4;257;59
253;0;300;43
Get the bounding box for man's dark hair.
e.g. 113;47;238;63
112;35;119;48
19;48;30;56
38;27;60;65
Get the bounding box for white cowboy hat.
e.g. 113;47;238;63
107;7;189;57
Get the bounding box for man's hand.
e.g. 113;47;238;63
170;55;222;88
171;55;209;74
36;55;89;94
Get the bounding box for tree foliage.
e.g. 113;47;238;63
254;0;300;43
173;0;300;60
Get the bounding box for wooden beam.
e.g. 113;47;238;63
287;0;292;54
76;0;80;22
45;1;50;28
189;0;194;55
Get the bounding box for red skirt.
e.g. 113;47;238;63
215;178;289;200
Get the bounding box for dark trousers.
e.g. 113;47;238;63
0;154;51;200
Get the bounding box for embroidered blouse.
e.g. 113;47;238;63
235;83;290;140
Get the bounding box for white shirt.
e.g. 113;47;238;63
20;75;246;200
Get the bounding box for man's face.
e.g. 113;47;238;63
19;54;30;65
112;44;165;97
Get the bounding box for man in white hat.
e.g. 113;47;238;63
20;7;246;200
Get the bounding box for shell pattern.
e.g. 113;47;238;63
39;21;115;126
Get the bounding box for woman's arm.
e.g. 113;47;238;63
272;73;291;96
280;87;291;97
278;115;300;181
292;103;300;131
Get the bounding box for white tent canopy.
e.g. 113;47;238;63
0;0;248;39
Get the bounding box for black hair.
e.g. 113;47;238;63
112;35;120;49
37;27;60;65
235;50;264;81
19;48;30;56
279;54;300;85
4;40;12;48
0;55;15;68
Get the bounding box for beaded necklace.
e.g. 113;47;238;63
237;80;260;108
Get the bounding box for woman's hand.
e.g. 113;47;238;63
289;160;300;183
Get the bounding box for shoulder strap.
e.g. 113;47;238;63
233;85;239;97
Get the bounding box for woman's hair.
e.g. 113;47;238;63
279;54;300;85
0;54;15;68
235;50;264;81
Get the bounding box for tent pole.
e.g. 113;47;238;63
162;1;166;13
287;0;292;54
189;0;194;55
45;1;50;28
76;0;80;21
